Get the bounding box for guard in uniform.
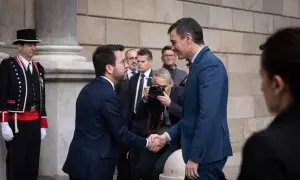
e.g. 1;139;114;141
0;29;48;180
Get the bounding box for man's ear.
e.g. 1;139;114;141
273;75;285;95
106;64;114;74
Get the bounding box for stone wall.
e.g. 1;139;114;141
1;0;300;179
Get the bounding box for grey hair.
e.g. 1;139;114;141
152;68;174;86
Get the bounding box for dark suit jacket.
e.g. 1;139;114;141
238;103;300;180
168;46;232;164
116;78;130;121
127;71;153;130
62;77;146;179
132;86;184;137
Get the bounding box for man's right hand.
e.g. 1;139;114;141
147;133;168;152
1;122;14;141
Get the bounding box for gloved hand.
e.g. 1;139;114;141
41;128;47;140
1;122;14;141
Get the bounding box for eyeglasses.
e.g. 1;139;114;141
127;57;138;60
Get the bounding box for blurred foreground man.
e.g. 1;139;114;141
62;45;157;180
238;28;300;180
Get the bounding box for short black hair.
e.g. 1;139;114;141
92;44;124;77
137;48;153;60
161;45;173;55
168;18;204;45
260;27;300;101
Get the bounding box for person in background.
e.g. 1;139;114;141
135;68;184;180
116;48;139;180
161;45;187;86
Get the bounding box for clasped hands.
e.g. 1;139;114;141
146;133;168;152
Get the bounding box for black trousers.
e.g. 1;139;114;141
5;120;41;180
117;150;130;180
135;144;179;180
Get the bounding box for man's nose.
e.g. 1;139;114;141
125;62;129;68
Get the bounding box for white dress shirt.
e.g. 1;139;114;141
127;69;137;79
101;76;115;91
133;68;151;113
191;46;205;64
19;55;32;73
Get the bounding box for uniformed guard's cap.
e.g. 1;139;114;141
13;29;41;45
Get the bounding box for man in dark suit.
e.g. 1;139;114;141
115;48;138;180
150;18;232;180
237;28;300;180
127;48;154;179
135;68;184;180
62;45;157;180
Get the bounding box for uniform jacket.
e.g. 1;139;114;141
168;46;232;164
0;56;47;127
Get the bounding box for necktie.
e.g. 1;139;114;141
28;62;32;74
135;74;145;111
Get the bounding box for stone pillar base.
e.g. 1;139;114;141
35;45;86;62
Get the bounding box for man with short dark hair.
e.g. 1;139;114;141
161;45;187;86
127;48;154;180
238;28;300;180
115;48;139;180
62;44;157;180
0;29;48;180
149;18;232;180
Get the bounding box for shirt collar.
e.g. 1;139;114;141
141;68;151;78
18;55;32;69
191;46;205;64
101;76;115;90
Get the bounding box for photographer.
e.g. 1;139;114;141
134;68;183;180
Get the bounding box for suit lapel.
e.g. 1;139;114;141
182;47;210;116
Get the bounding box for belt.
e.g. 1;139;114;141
9;111;40;134
10;111;40;121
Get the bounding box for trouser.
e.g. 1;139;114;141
5;120;41;180
184;158;228;180
136;143;179;180
117;150;131;180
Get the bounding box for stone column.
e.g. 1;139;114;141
34;0;94;179
0;42;9;61
35;0;85;62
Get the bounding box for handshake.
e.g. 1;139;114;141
146;132;170;152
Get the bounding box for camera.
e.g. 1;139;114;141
148;85;165;99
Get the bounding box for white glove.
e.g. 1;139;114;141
41;128;47;140
1;122;14;141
